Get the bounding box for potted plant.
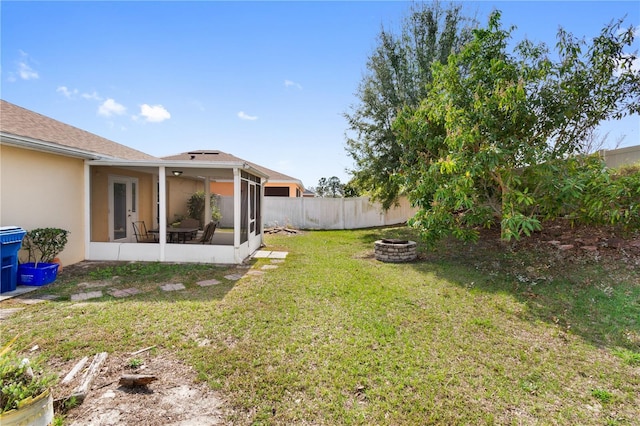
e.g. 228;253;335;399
18;228;69;286
0;339;57;425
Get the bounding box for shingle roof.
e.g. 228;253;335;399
162;150;303;184
0;99;156;161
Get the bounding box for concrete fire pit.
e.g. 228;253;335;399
374;239;417;263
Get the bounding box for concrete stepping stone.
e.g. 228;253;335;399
252;250;288;259
252;250;272;258
247;270;264;276
270;259;285;264
197;279;221;287
71;291;103;301
268;251;288;259
78;281;112;289
261;265;278;270
17;294;60;305
0;308;25;320
0;286;39;302
108;288;142;298
160;283;185;292
224;274;243;281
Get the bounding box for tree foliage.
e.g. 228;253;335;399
187;191;222;226
315;176;345;198
345;2;475;209
394;11;640;245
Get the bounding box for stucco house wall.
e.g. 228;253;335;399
264;182;303;197
213;181;302;197
210;181;234;196
167;177;203;224
0;144;85;265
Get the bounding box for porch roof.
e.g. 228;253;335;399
86;158;270;180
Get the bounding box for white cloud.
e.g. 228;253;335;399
56;86;104;101
17;51;39;80
238;111;258;121
57;86;103;101
57;86;78;98
81;91;102;101
98;98;127;117
284;79;302;90
7;51;39;82
18;63;39;80
139;104;171;123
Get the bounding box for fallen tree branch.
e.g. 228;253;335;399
130;345;156;356
61;356;89;385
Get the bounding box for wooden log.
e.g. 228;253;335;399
71;352;108;401
118;374;158;387
61;356;89;385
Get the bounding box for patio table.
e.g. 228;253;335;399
149;227;198;243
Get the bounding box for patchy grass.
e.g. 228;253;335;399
1;226;639;425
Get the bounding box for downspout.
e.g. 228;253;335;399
158;166;167;261
233;167;241;263
260;177;265;246
84;161;91;260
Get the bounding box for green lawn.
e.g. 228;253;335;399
2;227;639;424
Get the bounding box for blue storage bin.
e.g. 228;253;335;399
17;263;59;286
1;226;27;293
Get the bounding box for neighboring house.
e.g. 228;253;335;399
162;150;305;197
0;100;267;266
303;188;316;198
599;145;640;168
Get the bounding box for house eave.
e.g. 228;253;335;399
268;179;305;188
1;132;107;160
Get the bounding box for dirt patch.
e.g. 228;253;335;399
263;226;303;235
421;219;640;265
51;351;224;425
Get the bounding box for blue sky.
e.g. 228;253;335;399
2;1;638;189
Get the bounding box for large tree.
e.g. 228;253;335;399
345;2;475;209
394;11;640;244
314;176;345;198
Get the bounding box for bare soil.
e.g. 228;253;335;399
51;352;224;425
420;219;640;271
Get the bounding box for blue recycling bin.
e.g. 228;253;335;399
1;226;27;293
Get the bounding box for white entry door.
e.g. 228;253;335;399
108;176;139;242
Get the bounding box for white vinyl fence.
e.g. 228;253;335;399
217;196;417;230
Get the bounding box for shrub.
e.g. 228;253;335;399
22;228;69;266
186;191;222;227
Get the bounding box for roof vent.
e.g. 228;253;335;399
187;150;220;156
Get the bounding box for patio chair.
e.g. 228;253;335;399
188;221;216;245
132;221;157;243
